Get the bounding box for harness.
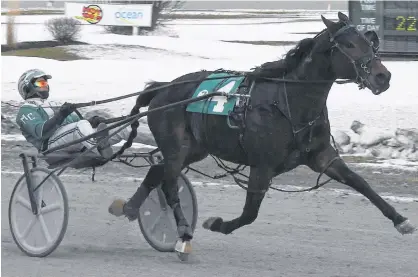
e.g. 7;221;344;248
328;24;380;91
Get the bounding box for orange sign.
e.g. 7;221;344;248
80;5;103;24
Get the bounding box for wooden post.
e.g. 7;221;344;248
6;0;20;48
132;26;140;36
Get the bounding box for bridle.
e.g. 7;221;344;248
327;23;380;90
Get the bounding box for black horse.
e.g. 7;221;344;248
109;12;416;253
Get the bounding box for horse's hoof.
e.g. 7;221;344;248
175;240;192;262
108;199;126;217
395;219;417;235
202;217;223;231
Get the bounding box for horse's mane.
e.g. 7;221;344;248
250;38;315;78
250;29;330;78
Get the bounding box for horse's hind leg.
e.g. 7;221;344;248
202;165;274;235
108;126;195;240
160;139;197;242
109;125;207;241
147;107;199;243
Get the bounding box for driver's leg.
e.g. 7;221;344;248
107;125;132;145
46;120;111;158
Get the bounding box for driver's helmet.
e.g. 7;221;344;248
17;69;52;100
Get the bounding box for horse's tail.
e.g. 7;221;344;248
111;80;169;158
137;81;169;107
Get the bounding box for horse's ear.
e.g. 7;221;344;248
337;12;350;23
364;30;380;50
321;15;337;31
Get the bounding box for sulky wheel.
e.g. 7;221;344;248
8;168;69;257
138;172;198;252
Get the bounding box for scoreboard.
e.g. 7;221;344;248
348;1;418;55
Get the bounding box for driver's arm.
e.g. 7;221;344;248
16;105;71;140
63;111;81;124
16;106;50;140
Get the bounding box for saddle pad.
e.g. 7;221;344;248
186;72;245;116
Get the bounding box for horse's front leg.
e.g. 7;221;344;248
307;145;416;235
202;166;274;235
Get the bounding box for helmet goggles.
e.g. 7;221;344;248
33;79;48;88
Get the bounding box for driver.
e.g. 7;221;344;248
15;69;132;159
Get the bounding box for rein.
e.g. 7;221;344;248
5;74;354;128
25;75;353;111
75;76;354;109
2;74;355;110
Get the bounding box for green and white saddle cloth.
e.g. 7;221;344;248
186;72;246;116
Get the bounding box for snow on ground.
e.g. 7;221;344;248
166;19;324;42
1;12;417;162
1;14;328;44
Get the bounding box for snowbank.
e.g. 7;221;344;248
333;121;418;161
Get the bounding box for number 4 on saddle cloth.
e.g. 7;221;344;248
186;72;250;128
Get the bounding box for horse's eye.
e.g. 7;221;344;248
344;42;355;48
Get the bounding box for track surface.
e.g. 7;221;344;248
2;141;418;277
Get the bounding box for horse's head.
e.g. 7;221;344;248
320;12;391;95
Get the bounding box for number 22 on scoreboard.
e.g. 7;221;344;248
396;16;417;31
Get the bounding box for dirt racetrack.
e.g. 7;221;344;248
2;141;418;277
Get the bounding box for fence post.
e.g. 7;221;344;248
6;0;20;48
132;26;140;35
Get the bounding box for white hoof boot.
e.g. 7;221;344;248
175;240;192;261
395;220;417;235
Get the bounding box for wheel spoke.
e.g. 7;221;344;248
20;217;37;240
38;214;52;243
149;213;163;234
41;203;62;214
16;195;32;211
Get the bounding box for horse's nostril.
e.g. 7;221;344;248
376;73;388;85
